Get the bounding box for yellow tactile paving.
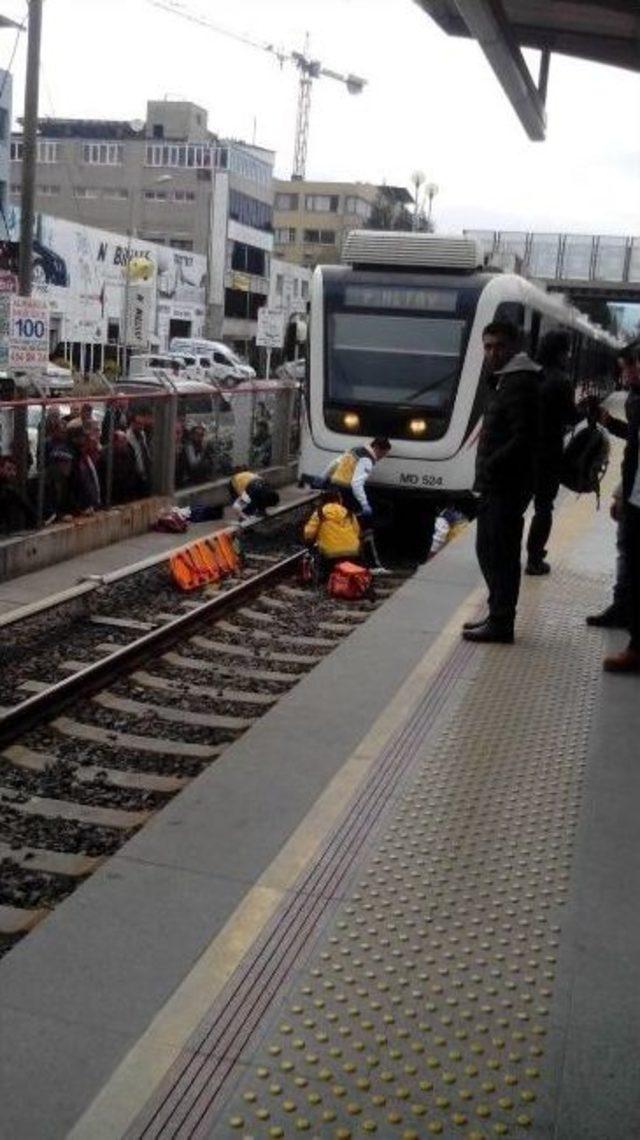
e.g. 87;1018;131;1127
212;556;606;1138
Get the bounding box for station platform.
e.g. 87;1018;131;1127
1;470;639;1140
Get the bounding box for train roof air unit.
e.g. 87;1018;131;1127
341;231;481;271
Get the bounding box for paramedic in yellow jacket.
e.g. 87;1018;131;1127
323;437;391;571
303;491;361;577
229;468;280;522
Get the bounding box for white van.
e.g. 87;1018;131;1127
169;338;256;385
128;353;187;380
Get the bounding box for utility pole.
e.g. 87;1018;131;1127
18;0;43;296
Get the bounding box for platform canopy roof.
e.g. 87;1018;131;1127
415;1;640;139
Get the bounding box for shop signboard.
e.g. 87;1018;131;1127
0;294;50;369
256;307;285;348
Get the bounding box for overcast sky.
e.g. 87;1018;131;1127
2;0;639;236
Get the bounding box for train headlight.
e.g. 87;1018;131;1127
343;411;360;430
409;418;427;435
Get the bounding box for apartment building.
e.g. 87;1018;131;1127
273;179;412;267
10;101;274;348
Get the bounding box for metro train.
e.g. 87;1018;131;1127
299;231;620;509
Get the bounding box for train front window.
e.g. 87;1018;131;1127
327;313;466;410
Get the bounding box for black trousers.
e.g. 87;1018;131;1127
476;490;531;628
622;502;640;651
526;476;560;563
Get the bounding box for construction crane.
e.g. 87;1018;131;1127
147;0;367;179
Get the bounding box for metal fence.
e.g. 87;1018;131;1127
466;230;640;285
0;381;299;537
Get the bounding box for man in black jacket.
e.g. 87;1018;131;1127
599;345;640;672
587;345;640;629
526;331;580;575
463;320;540;643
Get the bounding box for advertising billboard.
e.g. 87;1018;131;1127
2;205;207;348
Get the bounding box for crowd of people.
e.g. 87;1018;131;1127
462;320;640;674
0;398;233;536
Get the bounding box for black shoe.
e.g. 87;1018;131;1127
586;604;628;629
462;620;514;644
462;615;489;631
525;560;551;575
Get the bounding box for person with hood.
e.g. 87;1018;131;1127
463;320;540;643
525;330;582;575
303;489;361;579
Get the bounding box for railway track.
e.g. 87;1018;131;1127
0;518;415;958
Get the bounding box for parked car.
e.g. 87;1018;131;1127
276;358;306;382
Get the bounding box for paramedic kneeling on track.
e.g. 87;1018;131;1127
230;469;280;522
463;320;540;645
303;490;361;579
324;437;391;572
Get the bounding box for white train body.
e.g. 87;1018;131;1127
299;232;618;503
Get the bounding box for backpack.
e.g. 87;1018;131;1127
560;425;610;504
327;560;373;601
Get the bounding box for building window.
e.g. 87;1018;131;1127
225;288;265;321
345;195;372;221
10;182;20;193
275;192;299;211
0;109;7;142
103;188;129;200
82;142;123;165
303;229;335;245
144;189;168;201
228;189;272;233
231;240;267;278
173;189;196;202
305;194;339;213
37;184;60;196
170;238;193;250
74;187;100;199
275;274;284;296
301;280;309;300
152;124;164;139
275;227;296;244
11;139;60;163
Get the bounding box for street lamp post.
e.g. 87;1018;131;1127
411;170;425;233
120;174;172;375
425;182;439;231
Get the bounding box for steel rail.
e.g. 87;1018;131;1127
0;550;304;751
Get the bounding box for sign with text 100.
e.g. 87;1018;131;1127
0;295;50;369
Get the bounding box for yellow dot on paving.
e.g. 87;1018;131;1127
257;1068;270;1079
244;1091;257;1102
520;1090;536;1103
229;1117;244;1129
452;1113;468;1126
256;1108;270;1120
363;1122;377;1133
347;1103;362;1115
308;1092;321;1105
477;1105;492;1118
499;1098;514;1110
435;1097;450;1109
494;1124;509;1135
516;1115;533;1127
335;1129;352;1140
388;1111;403;1124
322;1109;336;1122
295;1119;310;1131
269;1129;284;1139
427;1123;444;1135
283;1100;296;1113
403;1131;420;1140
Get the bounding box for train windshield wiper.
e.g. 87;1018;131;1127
405;367;459;404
